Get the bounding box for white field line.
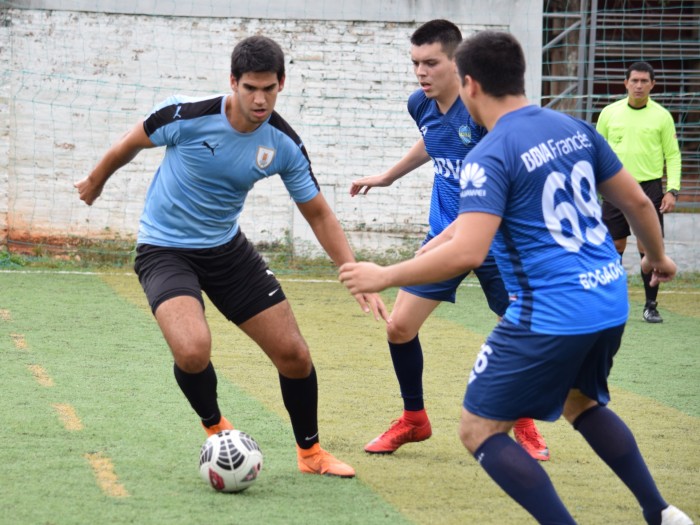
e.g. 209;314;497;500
1;269;699;293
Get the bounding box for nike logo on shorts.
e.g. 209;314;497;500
268;288;280;297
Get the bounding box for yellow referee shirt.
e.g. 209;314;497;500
596;97;681;192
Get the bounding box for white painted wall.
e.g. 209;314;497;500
3;3;698;271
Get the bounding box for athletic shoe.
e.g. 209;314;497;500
644;301;663;323
660;505;694;525
364;416;432;454
202;416;233;437
513;418;550;461
297;443;355;477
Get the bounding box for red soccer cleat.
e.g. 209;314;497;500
364;414;432;454
513;418;550;461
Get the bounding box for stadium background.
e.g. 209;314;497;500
1;0;698;270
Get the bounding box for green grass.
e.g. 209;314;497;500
1;270;698;524
1;272;407;525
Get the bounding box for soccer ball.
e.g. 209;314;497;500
199;429;263;493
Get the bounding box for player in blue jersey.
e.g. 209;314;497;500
75;35;389;479
349;19;548;460
340;31;692;524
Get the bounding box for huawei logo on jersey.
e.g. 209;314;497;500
460;162;487;197
256;146;276;169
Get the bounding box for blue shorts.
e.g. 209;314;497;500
464;320;625;421
402;237;509;316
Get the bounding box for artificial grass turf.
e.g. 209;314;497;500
1;271;697;524
1;271;409;525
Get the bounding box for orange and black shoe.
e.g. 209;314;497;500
297;443;355;478
513;418;550;461
364;414;432;454
202;416;234;437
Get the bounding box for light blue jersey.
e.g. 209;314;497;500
458;105;628;334
139;95;319;248
407;89;486;236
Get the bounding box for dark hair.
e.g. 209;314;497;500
230;36;285;81
626;61;655;81
410;19;463;58
454;31;526;98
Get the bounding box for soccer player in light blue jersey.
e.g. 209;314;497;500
340;31;692;525
76;35;388;479
350;19;548;460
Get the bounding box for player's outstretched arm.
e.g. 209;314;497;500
296;194;389;321
349;139;430;196
339;212;498;294
75;120;154;206
598;167;676;285
415;221;457;256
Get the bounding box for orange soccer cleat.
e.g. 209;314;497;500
297;443;356;478
202;416;234;437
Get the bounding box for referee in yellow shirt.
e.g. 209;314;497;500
596;61;682;323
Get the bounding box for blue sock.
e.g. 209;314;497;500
574;405;667;524
388;335;424;411
474;433;575;524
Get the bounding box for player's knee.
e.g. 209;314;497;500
169;331;212;372
174;347;211;373
272;342;312;378
563;391;597;424
613;238;627;254
386;321;418;344
458;415;481;454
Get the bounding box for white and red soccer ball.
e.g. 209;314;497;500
199;429;263;493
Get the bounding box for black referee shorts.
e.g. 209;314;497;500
602;178;664;241
133;229;286;325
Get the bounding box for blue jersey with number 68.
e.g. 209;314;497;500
458;105;628;334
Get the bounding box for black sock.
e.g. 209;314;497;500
279;366;319;449
474;433;575;524
639;252;659;304
389;335;424;411
574;405;667;523
173;362;221;426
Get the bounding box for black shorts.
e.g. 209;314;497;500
602;178;664;241
133;230;286;325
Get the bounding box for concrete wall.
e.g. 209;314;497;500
2;2;698;271
1;3;538;245
11;0;543;95
625;214;700;275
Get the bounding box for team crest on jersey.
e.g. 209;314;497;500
256;146;276;169
458;125;472;145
